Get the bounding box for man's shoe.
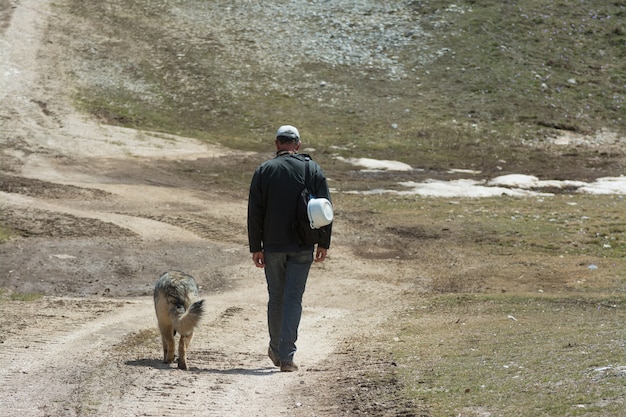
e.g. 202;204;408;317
280;361;298;372
268;347;280;367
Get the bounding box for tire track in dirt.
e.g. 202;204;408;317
0;191;206;243
0;298;154;417
72;265;374;417
0;248;407;416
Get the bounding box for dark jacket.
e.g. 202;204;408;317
248;153;332;252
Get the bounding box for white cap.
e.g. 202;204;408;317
276;125;300;141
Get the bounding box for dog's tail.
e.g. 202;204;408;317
170;299;205;336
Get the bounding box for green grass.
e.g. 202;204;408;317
336;193;626;259
409;0;626;135
432;194;626;258
8;292;44;301
0;223;12;243
0;286;43;302
394;294;626;416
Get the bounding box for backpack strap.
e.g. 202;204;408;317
303;157;316;197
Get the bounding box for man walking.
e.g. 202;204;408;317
247;125;332;372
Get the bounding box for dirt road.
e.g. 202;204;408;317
0;1;415;415
0;269;404;416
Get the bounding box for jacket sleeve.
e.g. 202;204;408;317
247;167;265;253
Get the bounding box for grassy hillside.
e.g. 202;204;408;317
50;0;624;177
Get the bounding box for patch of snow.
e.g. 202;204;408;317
395;179;552;197
488;174;588;189
336;157;626;197
448;168;482;175
577;176;626;195
335;156;414;171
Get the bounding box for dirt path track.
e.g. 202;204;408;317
0;252;405;416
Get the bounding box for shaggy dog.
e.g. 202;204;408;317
153;271;205;370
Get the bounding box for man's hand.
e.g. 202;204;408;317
252;251;265;268
315;247;328;263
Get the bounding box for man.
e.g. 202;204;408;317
247;125;332;372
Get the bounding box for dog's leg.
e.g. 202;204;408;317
177;332;193;370
160;324;176;364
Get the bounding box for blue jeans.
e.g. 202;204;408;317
264;250;314;363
